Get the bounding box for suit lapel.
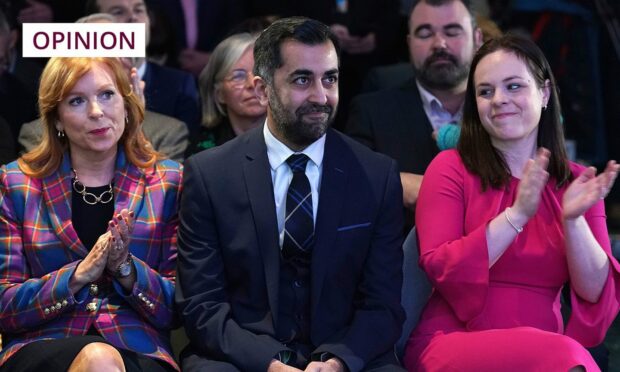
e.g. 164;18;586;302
41;154;88;257
242;129;281;324
311;130;348;317
112;149;146;218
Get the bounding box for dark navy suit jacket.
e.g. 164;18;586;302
176;127;405;371
143;62;200;134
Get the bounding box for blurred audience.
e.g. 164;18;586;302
0;116;15;165
85;0;201;135
147;0;244;76
0;6;37;154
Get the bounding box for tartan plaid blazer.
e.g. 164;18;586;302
0;150;182;370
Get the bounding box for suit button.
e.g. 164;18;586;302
86;302;97;312
89;284;99;296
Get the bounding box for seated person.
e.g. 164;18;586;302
404;34;620;371
186;32;266;157
0;57;181;372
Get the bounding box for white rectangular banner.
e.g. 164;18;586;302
22;23;146;58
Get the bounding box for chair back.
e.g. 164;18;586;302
395;227;432;359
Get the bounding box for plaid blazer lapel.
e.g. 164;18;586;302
113;149;146;217
41;154;89;257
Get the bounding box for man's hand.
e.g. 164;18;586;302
304;358;345;372
400;172;423;210
267;360;303;372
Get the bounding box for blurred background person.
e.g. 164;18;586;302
0;57;181;371
85;0;201;135
0;116;15;165
0;6;37;155
346;0;483;231
185;32;265;157
147;0;244;76
404;34;620;371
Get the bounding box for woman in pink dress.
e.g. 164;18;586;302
403;34;620;371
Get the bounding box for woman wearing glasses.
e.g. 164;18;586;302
186;33;266;157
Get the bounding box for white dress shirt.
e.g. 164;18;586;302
263;122;325;247
416;80;463;132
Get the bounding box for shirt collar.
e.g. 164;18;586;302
415;80;463;129
263;120;326;171
416;80;444;115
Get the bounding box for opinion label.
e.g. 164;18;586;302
22;23;146;58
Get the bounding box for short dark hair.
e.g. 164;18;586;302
458;33;570;190
253;17;340;85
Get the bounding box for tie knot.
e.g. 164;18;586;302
286;154;310;173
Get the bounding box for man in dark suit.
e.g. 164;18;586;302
176;17;405;372
346;0;482;214
85;0;201;134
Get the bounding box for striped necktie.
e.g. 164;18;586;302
282;154;314;262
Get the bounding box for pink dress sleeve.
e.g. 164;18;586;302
565;188;620;346
415;150;491;322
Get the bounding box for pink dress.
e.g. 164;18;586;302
403;150;620;371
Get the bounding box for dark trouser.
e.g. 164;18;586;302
181;344;406;372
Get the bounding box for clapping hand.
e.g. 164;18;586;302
106;209;135;273
512;148;550;220
70;232;111;293
563;160;619;220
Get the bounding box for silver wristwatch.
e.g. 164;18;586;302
114;253;134;278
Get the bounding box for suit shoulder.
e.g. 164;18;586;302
149;63;195;83
1;161;42;197
153;158;183;181
144;111;187;130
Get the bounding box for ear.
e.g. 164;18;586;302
253;76;269;107
55;121;63;132
473;27;483;50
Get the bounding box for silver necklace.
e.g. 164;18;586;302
71;168;114;205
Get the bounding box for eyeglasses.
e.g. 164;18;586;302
223;69;253;88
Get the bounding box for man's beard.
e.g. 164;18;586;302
268;88;336;148
414;50;470;90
